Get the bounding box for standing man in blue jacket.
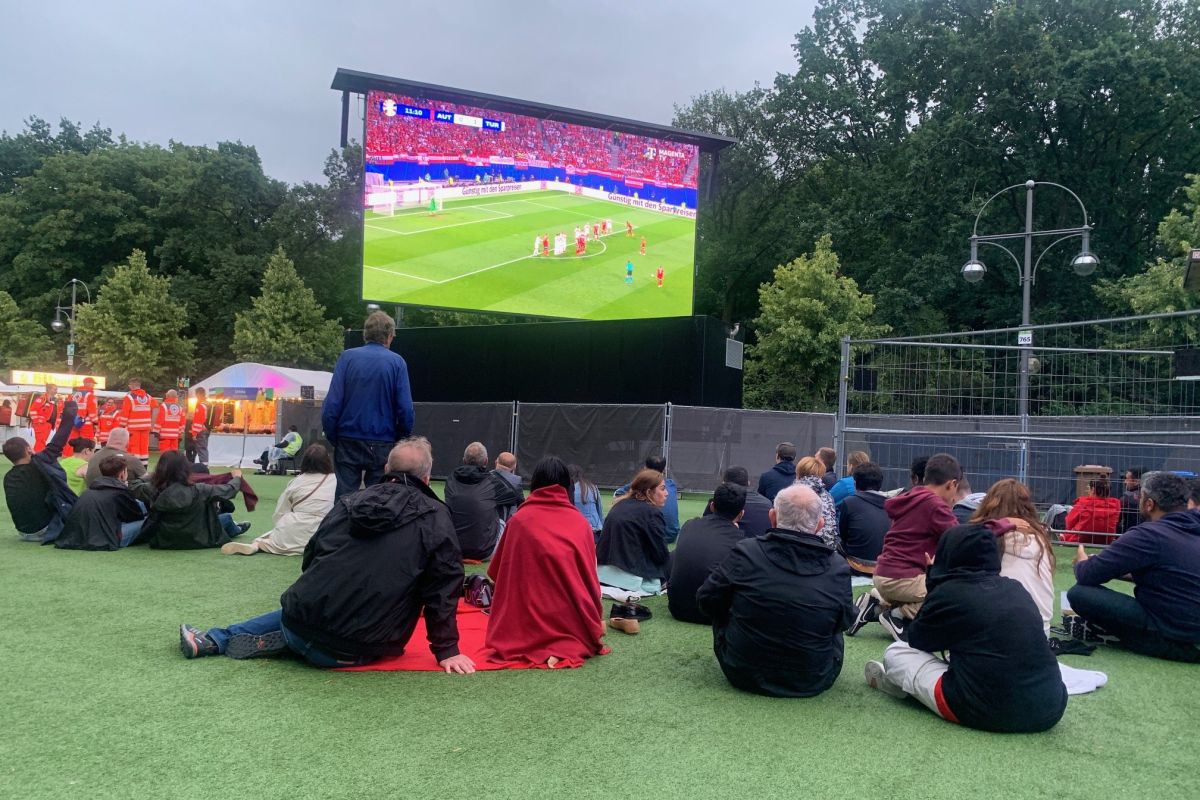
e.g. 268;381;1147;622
322;311;414;500
1069;471;1200;663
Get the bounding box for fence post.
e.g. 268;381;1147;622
511;401;519;458
834;336;851;468
663;402;672;466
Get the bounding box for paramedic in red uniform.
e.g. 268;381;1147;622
29;383;60;453
155;390;187;454
117;378;157;466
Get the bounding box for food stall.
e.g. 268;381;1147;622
192;363;333;467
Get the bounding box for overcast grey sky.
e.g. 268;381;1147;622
0;1;818;185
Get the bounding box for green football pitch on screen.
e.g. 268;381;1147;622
362;190;695;320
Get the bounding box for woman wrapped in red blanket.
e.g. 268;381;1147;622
479;456;608;669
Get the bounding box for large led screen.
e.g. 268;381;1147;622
362;90;698;319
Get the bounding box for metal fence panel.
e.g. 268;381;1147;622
667;406;835;493
515;403;666;487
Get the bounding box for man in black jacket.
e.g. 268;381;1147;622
697;483;855;698
864;524;1067;732
756;442;797;502
444;441;524;560
719;466;771;538
55;456;147;550
3;400;78;542
669;483;746;623
838;462;889;573
179;436;475;673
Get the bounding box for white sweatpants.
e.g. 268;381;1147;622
881;641;951;718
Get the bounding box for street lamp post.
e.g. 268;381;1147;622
50;279;90;376
962;180;1098;484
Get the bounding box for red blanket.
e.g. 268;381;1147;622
337;600;608;671
190;471;259;512
341;485;610;672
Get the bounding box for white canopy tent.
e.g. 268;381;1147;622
193;363;332;400
193;363;332;467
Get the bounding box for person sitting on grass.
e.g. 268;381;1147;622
1061;477;1121;546
569;463;605;540
837;461;890;575
794;456;839;549
1068;471;1200;663
864;524;1068;733
846;453;961;641
668;482;747;624
2;400;78;543
968;478;1055;632
596;468;670;599
55;456;148;550
718;466;771;538
614;454;680;543
444;441;524;561
139;451;251;549
696;484;854;698
222;445;335;556
480;456;606;668
829;451;870;507
85;427;146;488
60;437;95;497
180;436;475;674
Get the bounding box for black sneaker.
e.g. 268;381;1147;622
610;602;652;621
235;522;252;536
846;592;881;636
180;624;219;659
879;610;910;643
226;630;288;660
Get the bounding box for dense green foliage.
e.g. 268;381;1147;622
677;0;1200;338
73;250;195;386
746;236;888;411
233;248;344;370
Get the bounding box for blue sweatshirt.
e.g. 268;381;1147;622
1074;509;1200;643
321;342;414;446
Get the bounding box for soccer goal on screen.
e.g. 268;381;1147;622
366;184;438;216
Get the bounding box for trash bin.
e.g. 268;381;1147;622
1073;465;1113;499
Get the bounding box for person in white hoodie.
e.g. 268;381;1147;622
222;445;335;556
968;478;1107;695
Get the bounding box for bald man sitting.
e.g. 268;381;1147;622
697;484;856;698
179;436;474;673
444;441;524;560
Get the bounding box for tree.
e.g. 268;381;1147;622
1095;172;1200;342
74;250;195;389
233;248;344;370
744;235;889;411
0;290;54;371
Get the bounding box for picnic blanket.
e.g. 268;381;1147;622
336;601;608;672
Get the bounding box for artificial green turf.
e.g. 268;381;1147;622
1;470;1198;800
362;189;695;320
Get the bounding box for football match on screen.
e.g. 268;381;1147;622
362;91;699;320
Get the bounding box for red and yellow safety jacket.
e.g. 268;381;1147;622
155;402;187;440
98;403;120;442
118;389;158;432
29;393;60;427
191;402;210;437
71;387;99;429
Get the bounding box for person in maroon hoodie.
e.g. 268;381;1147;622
846;453;961;641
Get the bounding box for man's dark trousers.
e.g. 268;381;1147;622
333;438;394;500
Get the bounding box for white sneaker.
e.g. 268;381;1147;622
220;541;258;555
864;660;907;699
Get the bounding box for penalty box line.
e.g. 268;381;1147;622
364;203;514;236
366;224;634;287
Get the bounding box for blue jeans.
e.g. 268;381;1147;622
217;512;241;538
207;609;372;668
333;438;393;500
118;520;144;547
1068;584;1200;663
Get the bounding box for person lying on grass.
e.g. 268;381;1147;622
864;524;1067;733
180;436;476;674
478;456;606;668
